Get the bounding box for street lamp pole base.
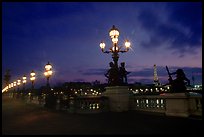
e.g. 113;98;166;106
103;86;132;112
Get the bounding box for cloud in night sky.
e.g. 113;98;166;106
2;2;202;87
137;2;202;57
80;68;107;76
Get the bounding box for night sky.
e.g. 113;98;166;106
2;2;202;88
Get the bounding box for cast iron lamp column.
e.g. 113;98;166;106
17;79;21;92
30;70;36;90
99;25;131;85
13;81;17;96
22;75;27;90
44;62;53;93
30;70;36;100
13;81;17;88
17;79;21;98
22;75;27;97
100;25;131;68
44;62;54;109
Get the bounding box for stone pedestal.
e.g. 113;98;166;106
164;93;190;117
103;86;131;112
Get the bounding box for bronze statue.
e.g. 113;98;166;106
119;62;130;85
105;62;119;86
166;66;190;92
105;62;130;86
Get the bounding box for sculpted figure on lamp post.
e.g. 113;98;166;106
119;62;130;85
105;62;119;86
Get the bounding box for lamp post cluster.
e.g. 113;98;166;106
100;25;131;68
2;62;53;97
100;25;131;85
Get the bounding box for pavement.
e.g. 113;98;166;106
2;95;203;135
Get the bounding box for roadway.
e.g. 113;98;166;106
2;95;203;135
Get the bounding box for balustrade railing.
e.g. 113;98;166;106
131;93;202;117
7;91;202;117
73;96;109;113
130;95;166;113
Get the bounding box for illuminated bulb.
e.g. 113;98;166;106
112;37;118;43
100;42;105;49
125;40;130;49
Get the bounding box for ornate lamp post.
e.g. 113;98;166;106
22;75;27;90
17;79;21;92
44;62;54;109
17;79;21;98
99;25;131;85
30;70;36;90
10;82;13;92
44;62;53;91
13;81;16;92
11;82;13;88
10;82;14;97
8;84;11;94
100;25;130;68
22;75;27;96
13;81;17;98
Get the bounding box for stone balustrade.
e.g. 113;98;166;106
6;91;202;118
72;96;109;113
130;95;166;113
131;92;202;117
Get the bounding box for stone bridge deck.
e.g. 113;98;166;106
2;96;202;135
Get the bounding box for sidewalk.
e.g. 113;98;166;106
2;95;203;135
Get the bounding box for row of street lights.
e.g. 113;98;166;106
2;62;53;94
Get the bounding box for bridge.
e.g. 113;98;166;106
2;91;202;135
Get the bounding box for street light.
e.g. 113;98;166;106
13;81;17;91
99;25;131;85
44;62;54;108
30;70;36;90
17;79;21;92
22;75;27;92
11;82;13;88
12;81;17;97
44;62;53;90
10;82;14;97
100;25;130;68
17;79;21;98
7;84;11;94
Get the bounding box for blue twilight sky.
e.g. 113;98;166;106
2;2;202;88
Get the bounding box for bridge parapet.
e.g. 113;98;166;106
12;91;202;117
130;92;202;117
